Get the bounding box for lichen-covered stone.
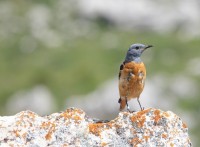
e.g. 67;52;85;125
0;108;192;146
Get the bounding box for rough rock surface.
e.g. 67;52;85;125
0;108;192;146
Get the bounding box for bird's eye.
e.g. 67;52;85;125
135;46;139;50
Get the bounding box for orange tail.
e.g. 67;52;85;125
119;98;126;111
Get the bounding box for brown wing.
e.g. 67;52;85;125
118;62;125;79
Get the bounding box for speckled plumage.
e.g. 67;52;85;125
118;43;152;111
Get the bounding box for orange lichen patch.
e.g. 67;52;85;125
60;112;71;119
21;111;37;120
163;112;170;118
143;136;150;142
13;130;20;137
45;128;56;140
137;109;151;116
26;111;37;119
41;122;53;129
130;137;142;146
137;116;146;128
131;112;146;128
45;132;52;140
154;109;162;124
89;123;104;136
15;120;22;126
170;143;174;147
73;115;82;121
162;133;168;139
60;110;82;122
182;122;187;128
15;111;37;127
101;142;108;146
41;122;56;140
131;115;137;122
15;114;25;126
88;122;112;136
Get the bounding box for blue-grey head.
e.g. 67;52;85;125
125;43;153;62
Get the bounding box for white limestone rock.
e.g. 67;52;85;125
0;108;192;146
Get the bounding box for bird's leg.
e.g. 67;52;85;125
137;97;144;111
125;97;131;112
126;97;135;112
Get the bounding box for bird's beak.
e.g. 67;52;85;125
145;45;153;49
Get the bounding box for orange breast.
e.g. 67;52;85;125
119;61;146;100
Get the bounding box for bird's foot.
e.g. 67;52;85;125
140;107;145;111
127;106;135;113
129;110;136;113
127;106;131;112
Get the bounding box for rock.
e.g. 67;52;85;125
0;108;192;146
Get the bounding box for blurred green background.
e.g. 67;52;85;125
0;0;199;145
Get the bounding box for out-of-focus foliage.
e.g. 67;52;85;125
0;0;200;145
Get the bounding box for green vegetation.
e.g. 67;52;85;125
1;28;199;109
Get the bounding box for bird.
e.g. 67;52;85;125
118;43;152;112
